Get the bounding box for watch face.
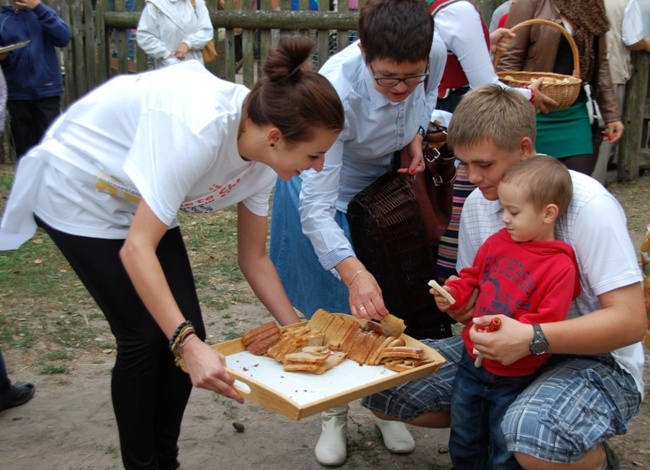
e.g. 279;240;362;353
530;339;549;355
530;325;549;355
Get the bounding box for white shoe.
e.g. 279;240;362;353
374;416;415;454
314;405;348;466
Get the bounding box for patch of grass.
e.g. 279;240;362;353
102;444;119;459
45;349;74;361
39;364;70;375
347;415;384;467
222;330;242;341
214;395;238;419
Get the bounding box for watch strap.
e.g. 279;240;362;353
530;324;549;355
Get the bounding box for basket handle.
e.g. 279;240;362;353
494;18;580;79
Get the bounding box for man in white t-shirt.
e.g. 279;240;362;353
362;84;645;469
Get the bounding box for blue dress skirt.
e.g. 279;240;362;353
269;176;352;319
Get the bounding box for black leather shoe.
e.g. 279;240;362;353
0;381;35;412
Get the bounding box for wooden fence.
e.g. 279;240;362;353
5;0;650;180
58;0;361;103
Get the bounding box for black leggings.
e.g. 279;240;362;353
36;218;205;470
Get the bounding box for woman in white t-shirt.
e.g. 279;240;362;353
0;36;344;470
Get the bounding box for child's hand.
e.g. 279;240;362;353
428;279;456;312
432;288;452;311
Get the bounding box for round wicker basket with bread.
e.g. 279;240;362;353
494;18;582;111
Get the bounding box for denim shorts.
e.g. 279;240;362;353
362;336;642;463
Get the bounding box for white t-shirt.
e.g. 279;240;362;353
458;169;645;396
0;61;276;244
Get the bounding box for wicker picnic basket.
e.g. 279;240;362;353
346;169;452;340
494;18;582;111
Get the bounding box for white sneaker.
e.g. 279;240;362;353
314;405;349;466
374;416;415;454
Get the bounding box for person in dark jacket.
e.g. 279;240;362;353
0;0;71;160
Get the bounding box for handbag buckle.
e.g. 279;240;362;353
424;146;441;164
430;164;457;186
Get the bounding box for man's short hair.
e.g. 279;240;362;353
501;156;573;217
447;85;537;153
359;0;433;64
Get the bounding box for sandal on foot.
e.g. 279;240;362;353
0;381;35;411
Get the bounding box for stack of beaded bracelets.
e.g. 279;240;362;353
169;320;196;366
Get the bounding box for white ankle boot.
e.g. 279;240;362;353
314;404;349;466
374;416;415;454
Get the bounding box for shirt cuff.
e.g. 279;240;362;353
320;247;356;273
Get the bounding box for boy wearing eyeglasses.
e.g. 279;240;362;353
269;0;446;465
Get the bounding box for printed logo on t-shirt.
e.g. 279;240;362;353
179;178;243;213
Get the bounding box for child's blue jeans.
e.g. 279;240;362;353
450;349;536;469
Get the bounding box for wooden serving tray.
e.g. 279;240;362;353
210;318;446;421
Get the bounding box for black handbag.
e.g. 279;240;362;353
346;122;455;340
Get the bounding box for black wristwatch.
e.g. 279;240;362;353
417;125;426;139
529;324;550;355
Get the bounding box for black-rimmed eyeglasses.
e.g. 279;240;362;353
369;64;429;87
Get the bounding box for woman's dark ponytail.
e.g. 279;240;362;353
245;36;344;144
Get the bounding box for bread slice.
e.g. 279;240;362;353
387;337;406;348
340;323;364;356
242;321;279;346
428;279;456;304
295;331;325;348
265;334;296;360
350;330;379;364
380;314;406;338
320;315;343;344
285;325;312;338
380;346;424;361
361;320;384;336
274;337;304;361
246;332;281;355
283;362;322;373
313;351;347;375
283;350;330;364
383;359;414;372
365;334;392;365
327;317;358;350
300;346;331;355
308;309;335;332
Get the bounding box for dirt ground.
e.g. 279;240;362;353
1;174;649;470
1;306;649;470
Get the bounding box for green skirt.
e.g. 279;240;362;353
535;99;593;159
